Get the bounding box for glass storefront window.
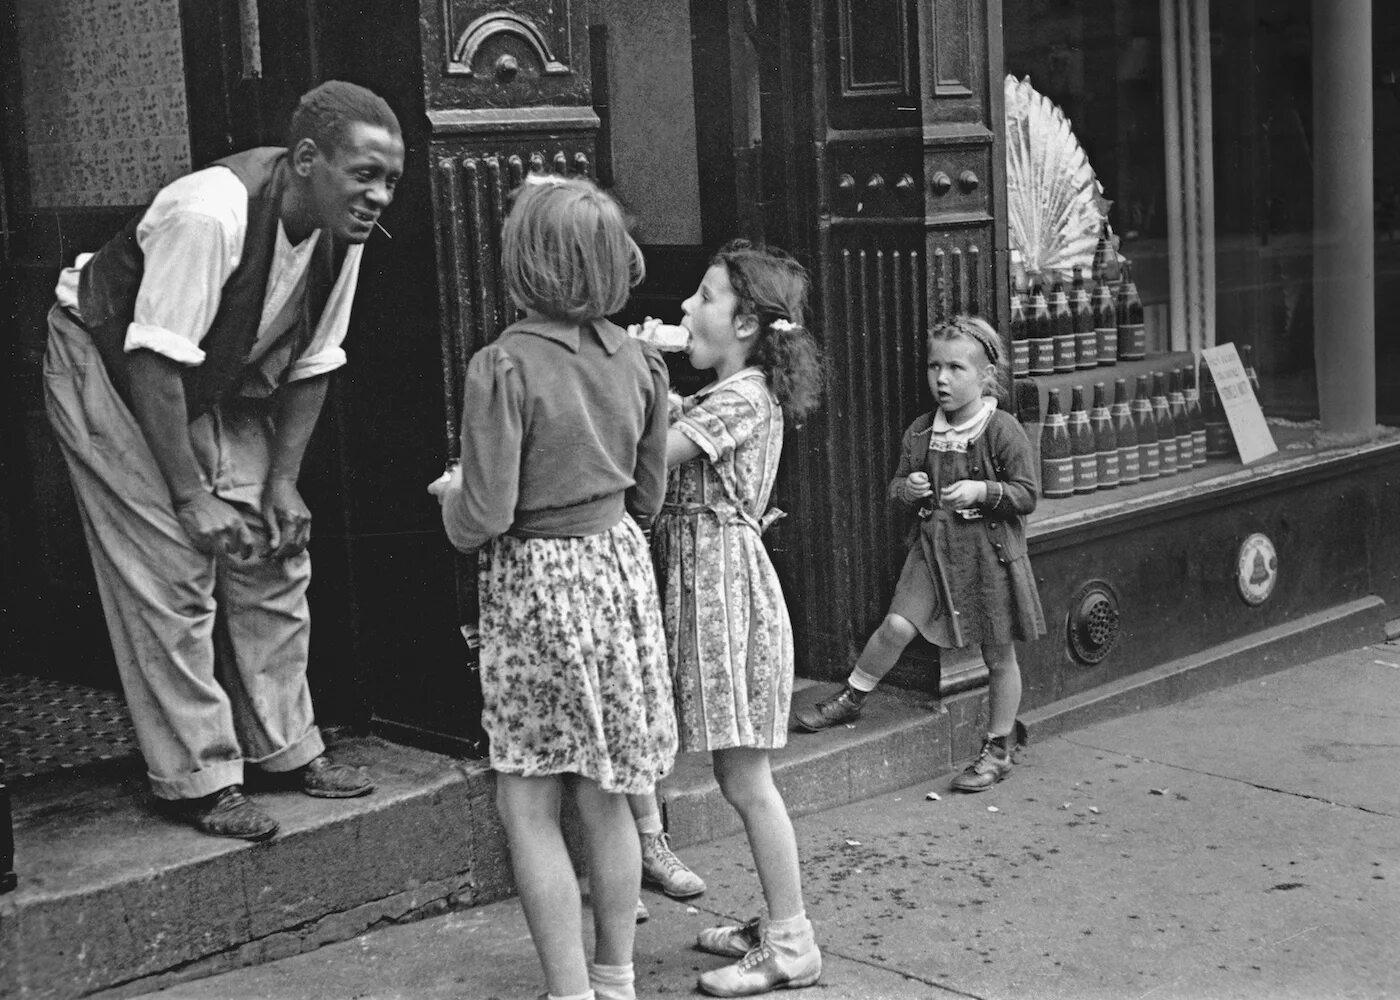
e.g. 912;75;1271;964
1001;0;1399;424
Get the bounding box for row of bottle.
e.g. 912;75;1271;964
1009;261;1144;377
1034;368;1235;500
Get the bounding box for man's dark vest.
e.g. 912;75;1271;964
76;147;348;419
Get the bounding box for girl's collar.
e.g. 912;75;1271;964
932;396;998;433
696;365;765;398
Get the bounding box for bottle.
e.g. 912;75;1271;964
1071;266;1097;369
1068;385;1098;495
1015;380;1042;476
1090;382;1118;490
1116;261;1146;361
1169;370;1193;470
1241;344;1262;395
1028;284;1055;376
1050;282;1076;373
1009;287;1029;378
1183;363;1207;466
1112;378;1139;485
1200;365;1235;459
1091;225;1117;285
1132;374;1159;480
1151;371;1178;476
1039;388;1074;499
1092;277;1117;366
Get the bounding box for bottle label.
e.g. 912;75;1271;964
1119;446;1140;482
1117;323;1146;360
1177;434;1194;468
1073;453;1098;493
1075;333;1098;368
1160;438;1178;474
1192;429;1207;464
1206;422;1234;457
1140;443;1160;478
1096;327;1118;364
1097;450;1120;487
1012;341;1030;377
1053;335;1077;372
1041;456;1075;498
1029;339;1055;375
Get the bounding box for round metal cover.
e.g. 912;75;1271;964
1236;532;1278;606
1067;579;1121;665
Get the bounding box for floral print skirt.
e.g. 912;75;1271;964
478;518;677;794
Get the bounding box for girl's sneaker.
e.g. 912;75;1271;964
641;831;707;898
698;939;822;997
697;917;763;958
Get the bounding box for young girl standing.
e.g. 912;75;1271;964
793;316;1046;794
437;176;676;1000
653;240;823;997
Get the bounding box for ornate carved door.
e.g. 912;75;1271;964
772;0;1007;688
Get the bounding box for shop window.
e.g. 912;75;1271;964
1006;0;1400;425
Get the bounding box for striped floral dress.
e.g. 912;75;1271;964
652;368;793;751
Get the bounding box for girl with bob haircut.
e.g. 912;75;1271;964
502;174;645;320
435;173;676;1000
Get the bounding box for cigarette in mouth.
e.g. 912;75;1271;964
375;221;393;239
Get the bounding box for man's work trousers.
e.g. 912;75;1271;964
42;306;324;800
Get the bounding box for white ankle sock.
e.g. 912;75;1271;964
589;961;635;1000
765;912;815;951
848;668;881;692
548;992;595;1000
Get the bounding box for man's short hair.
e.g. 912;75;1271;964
288;81;400;155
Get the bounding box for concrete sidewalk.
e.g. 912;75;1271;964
115;641;1400;1000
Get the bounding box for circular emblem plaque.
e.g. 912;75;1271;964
1236;533;1278;606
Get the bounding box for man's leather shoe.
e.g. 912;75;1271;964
167;785;279;841
298;756;374;798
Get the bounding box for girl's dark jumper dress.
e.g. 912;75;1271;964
887;400;1047;648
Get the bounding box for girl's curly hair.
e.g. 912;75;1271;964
710;239;824;425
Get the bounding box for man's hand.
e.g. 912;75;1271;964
900;471;934;504
261;477;312;559
175;491;257;559
939;479;988;510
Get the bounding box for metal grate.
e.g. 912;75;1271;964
0;674;139;782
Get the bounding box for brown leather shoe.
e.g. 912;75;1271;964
793;686;864;732
298;756;374;798
167;785;279;841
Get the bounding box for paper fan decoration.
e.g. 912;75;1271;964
1004;74;1113;284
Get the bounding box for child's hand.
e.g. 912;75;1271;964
901;471;933;504
940;479;987;510
427;461;462;505
667;390;685;422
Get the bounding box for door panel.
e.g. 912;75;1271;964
777;0;1006;687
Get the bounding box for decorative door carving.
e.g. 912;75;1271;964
780;0;1006;686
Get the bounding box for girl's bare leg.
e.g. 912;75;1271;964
982;641;1022;737
495;773;589;997
712;747;803;920
573;776;641;966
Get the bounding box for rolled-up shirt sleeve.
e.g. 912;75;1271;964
442;345;523;554
127;170;244;365
285;242;363;381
